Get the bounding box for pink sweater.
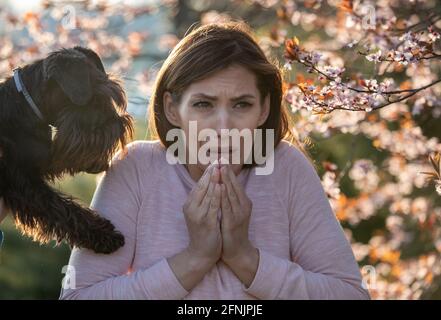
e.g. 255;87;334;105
59;140;370;300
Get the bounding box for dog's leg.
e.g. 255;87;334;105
1;164;124;254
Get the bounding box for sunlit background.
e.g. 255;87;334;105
1;0;441;299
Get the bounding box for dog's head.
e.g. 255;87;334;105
25;46;134;177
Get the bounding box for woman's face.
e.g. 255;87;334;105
164;63;270;177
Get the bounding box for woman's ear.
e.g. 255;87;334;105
258;94;270;126
163;91;181;127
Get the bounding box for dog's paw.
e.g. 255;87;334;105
91;228;125;254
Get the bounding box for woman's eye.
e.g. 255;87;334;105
234;102;252;109
192;101;212;109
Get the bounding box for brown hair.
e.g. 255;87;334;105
147;20;299;168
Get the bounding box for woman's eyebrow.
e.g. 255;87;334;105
190;93;257;101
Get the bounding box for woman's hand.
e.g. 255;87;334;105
183;161;222;265
167;161;222;292
219;163;259;287
219;163;254;262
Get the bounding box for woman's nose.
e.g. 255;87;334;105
213;109;232;134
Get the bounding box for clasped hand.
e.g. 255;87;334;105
182;159;255;268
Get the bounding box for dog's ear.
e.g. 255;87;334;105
43;50;92;106
73;46;105;72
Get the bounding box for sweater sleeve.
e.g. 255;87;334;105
59;141;189;300
243;143;371;300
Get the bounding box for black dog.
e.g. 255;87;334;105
0;46;133;253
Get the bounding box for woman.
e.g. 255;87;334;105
60;21;370;300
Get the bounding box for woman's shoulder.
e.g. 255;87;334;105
269;140;325;215
109;139;165;173
273;139;315;176
102;140;166;195
124;139;162;155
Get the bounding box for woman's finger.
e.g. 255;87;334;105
207;184;221;224
221;166;241;213
221;184;233;225
193;164;214;205
200;181;215;213
226;165;247;204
